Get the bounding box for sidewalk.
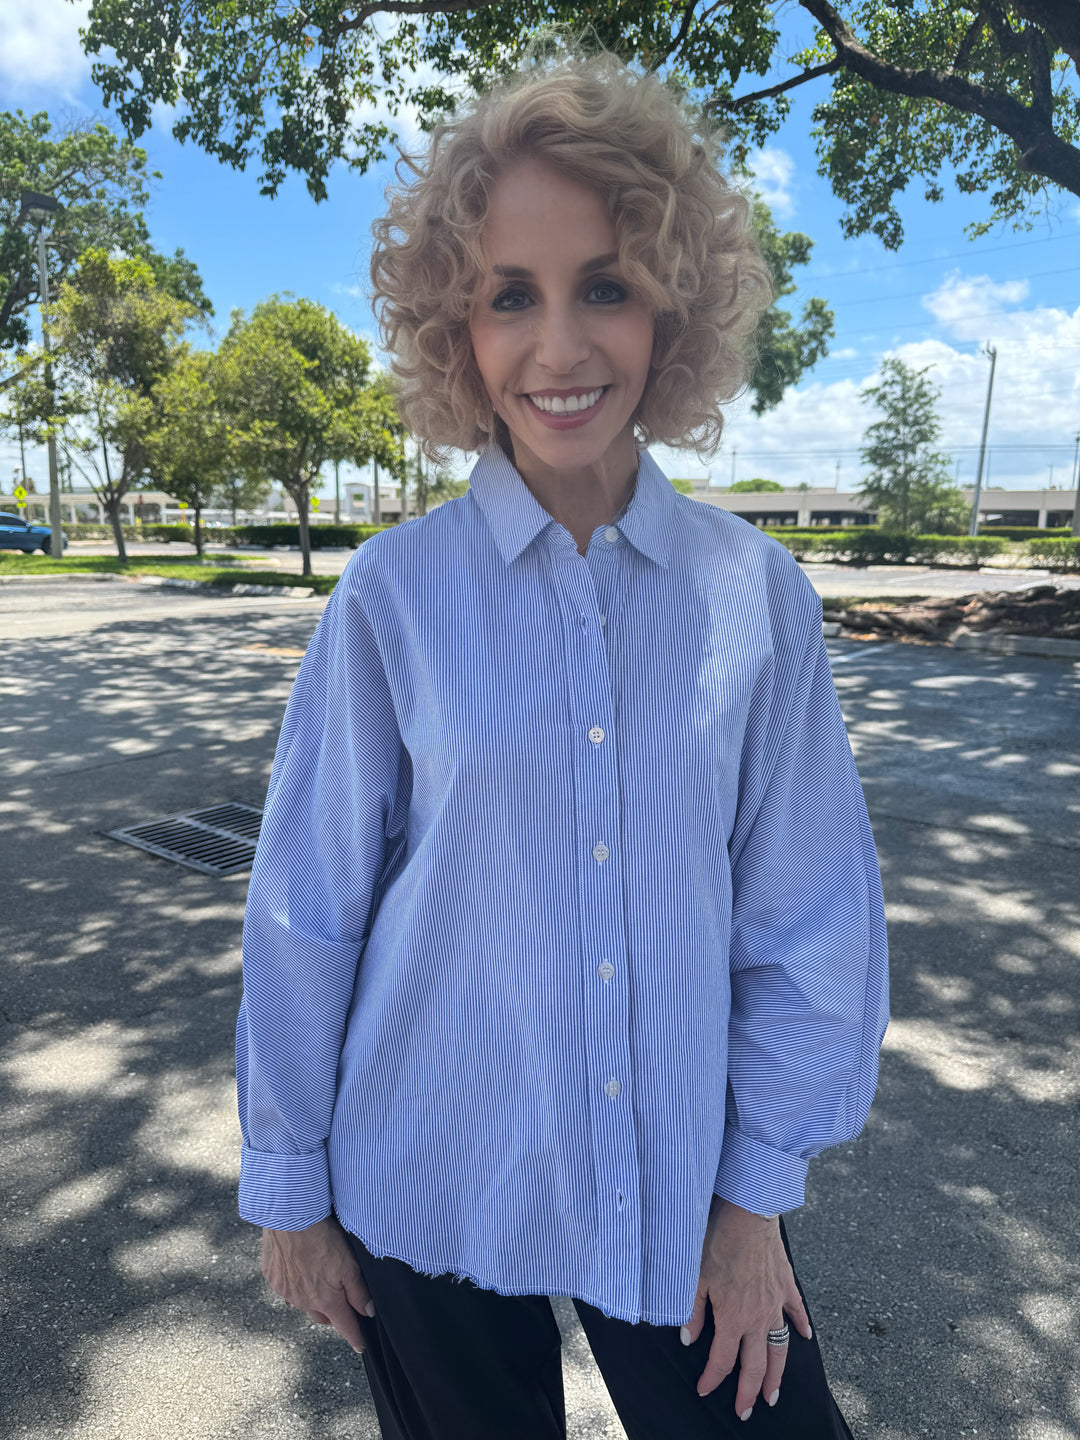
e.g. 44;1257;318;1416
1;580;1078;1439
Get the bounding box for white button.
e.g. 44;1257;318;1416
597;961;615;981
592;843;609;863
599;615;606;626
604;1079;621;1098
588;726;605;745
604;526;620;543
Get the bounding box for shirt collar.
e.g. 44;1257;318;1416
467;443;676;569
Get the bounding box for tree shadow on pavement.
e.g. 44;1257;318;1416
1;606;385;1440
789;643;1080;1440
3;621;1078;1440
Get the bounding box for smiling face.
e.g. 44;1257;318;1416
467;157;655;486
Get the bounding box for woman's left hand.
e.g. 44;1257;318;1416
681;1196;812;1421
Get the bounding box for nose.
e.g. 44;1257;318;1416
529;300;592;376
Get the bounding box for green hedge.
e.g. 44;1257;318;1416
977;526;1073;541
764;529;1009;565
1026;538;1080;572
228;523;390;549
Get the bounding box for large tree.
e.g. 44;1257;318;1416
144;348;255;557
0;111;211;369
216;297;403;576
48;249;202;560
80;2;1080;247
856;357;969;533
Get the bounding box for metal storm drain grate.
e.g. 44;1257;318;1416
107;802;263;876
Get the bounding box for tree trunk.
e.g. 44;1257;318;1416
295;485;313;577
107;497;128;564
194;500;204;559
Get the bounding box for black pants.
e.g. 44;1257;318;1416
345;1219;854;1440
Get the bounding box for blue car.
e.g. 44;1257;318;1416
0;512;68;553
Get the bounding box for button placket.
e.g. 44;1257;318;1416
551;536;640;1310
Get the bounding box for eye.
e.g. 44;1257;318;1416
491;286;529;313
489;279;624;313
589;280;626;303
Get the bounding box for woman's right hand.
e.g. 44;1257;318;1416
261;1216;375;1353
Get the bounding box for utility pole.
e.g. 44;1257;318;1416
18;191;63;556
1071;430;1080;537
969;342;997;538
372;459;381;525
730;446;737;488
334;459;341;525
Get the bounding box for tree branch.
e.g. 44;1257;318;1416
0;354;46;394
704;57;842;111
797;0;1080;198
332;0;499;37
1012;0;1080;70
1025;21;1054;125
953;8;987;72
983;1;1027;61
645;0;701;75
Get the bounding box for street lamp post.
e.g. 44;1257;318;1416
969;341;997;538
18;191;63;557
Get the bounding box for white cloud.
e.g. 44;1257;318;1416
684;290;1080;491
922;271;1030;339
745;147;796;219
0;0;91;95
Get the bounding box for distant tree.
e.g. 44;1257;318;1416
857;358;968;534
81;5;1080;245
748;199;834;414
669;478;696;495
144;348;255;556
729;478;785;493
216;297;402;576
48;248;202;559
0;111;211;369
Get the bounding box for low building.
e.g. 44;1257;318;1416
688;485;1077;529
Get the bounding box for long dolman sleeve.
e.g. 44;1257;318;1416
236;557;407;1230
714;613;890;1218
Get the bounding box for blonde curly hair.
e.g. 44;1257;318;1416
368;38;774;466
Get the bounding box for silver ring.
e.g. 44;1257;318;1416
767;1325;789;1347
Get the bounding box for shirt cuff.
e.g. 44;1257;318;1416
713;1124;808;1217
238;1142;332;1230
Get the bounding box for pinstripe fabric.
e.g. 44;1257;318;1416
236;442;889;1327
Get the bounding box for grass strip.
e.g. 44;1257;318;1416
0;553;339;595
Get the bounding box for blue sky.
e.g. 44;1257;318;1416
2;0;1079;500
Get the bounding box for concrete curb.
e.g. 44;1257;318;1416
132;575;316;600
0;572;124;585
952;629;1080;659
822;619;1080;660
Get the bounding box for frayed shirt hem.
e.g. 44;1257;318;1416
334;1209;689;1328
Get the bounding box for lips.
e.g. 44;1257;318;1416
523;386;610;428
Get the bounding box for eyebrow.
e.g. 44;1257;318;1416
490;251;620;280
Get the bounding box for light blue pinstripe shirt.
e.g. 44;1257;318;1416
236;443;889;1327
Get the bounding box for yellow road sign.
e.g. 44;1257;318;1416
310;496;320;510
13;485;27;502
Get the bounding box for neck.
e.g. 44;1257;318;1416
504;434;639;551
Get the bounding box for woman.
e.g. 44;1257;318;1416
236;41;889;1440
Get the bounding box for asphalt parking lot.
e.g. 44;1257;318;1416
2;579;1078;1440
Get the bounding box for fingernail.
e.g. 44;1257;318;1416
769;1389;779;1407
807;1324;813;1340
364;1301;376;1317
740;1407;753;1422
680;1325;691;1346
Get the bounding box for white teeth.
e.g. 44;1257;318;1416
528;387;604;414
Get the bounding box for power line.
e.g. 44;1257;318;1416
821;264;1080;310
804;229;1079;282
